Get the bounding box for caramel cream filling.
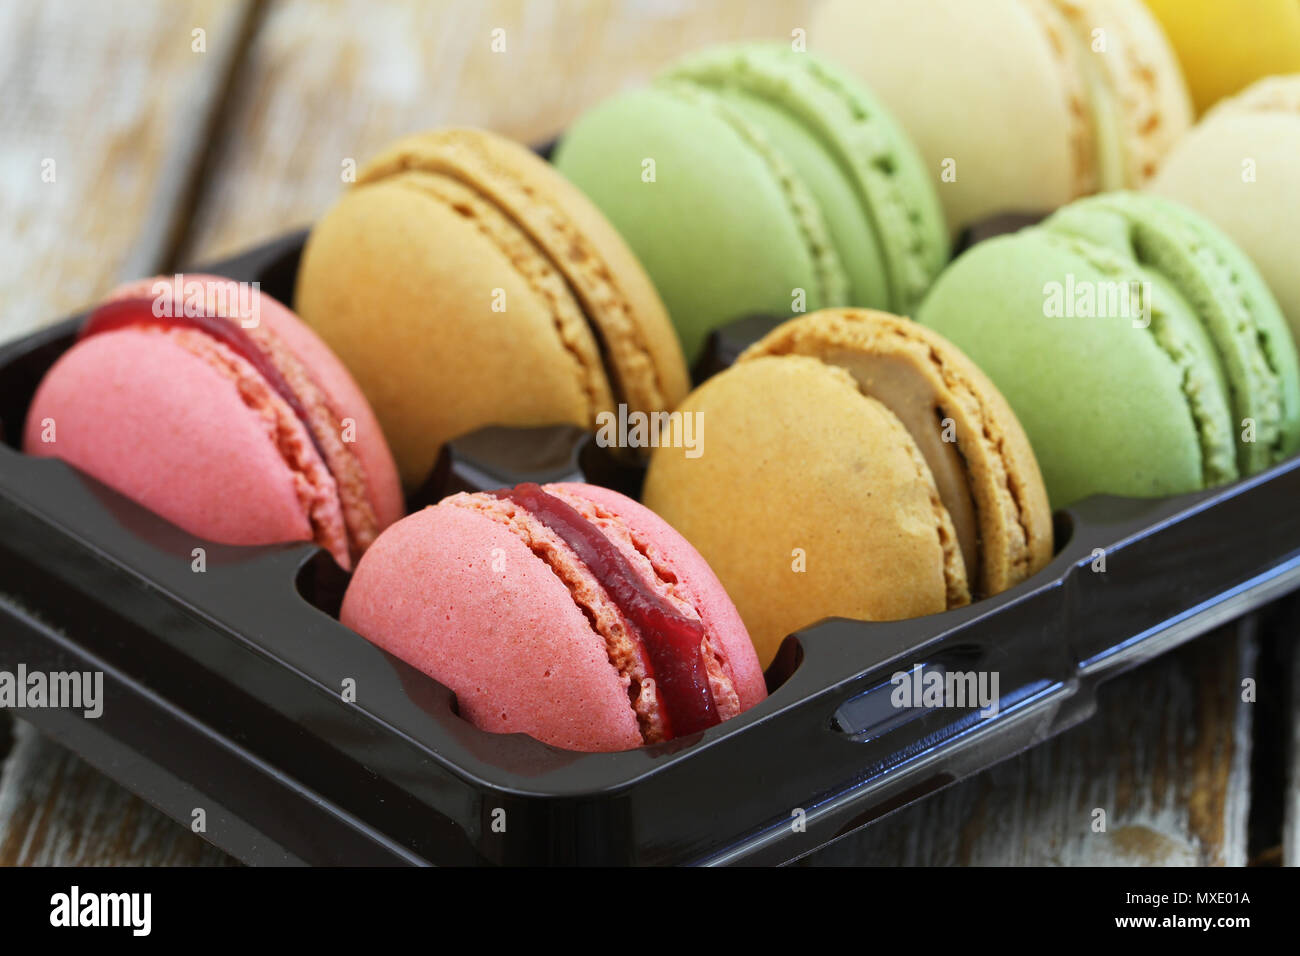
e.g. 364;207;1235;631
820;349;982;584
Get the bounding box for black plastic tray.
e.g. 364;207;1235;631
2;230;1299;866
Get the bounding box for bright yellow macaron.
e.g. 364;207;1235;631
1144;0;1300;112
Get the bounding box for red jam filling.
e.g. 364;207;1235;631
494;483;720;739
80;295;324;459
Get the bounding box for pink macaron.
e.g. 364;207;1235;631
341;481;767;752
23;273;403;568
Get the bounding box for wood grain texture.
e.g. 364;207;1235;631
179;0;818;263
0;721;231;866
803;622;1257;866
0;0;251;341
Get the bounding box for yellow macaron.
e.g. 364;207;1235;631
295;129;689;489
643;309;1053;668
1144;0;1300;112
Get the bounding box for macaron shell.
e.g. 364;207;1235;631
917;231;1230;507
356;129;690;418
743;309;1054;597
23;329;327;549
1143;0;1300;112
553;85;835;361
112;275;404;530
643;354;967;669
549;481;767;710
1045;192;1300;471
1150;77;1300;346
811;0;1090;232
664;43;948;313
340;504;644;752
295;172;609;488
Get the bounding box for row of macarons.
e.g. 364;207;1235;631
288;39;1300;509
546;2;1300;360
21;279;1045;752
20;15;1300;752
22;191;1295;752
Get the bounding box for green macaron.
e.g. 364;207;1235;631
917;191;1300;509
553;43;948;361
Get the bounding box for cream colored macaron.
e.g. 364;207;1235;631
810;0;1192;234
1150;75;1300;344
643;309;1054;668
295;128;690;488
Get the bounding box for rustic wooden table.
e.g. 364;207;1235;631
1;0;1296;866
